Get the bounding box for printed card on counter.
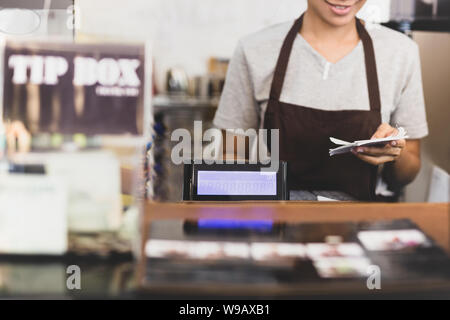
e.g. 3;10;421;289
357;229;430;251
313;257;372;278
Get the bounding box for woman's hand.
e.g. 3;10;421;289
352;123;406;166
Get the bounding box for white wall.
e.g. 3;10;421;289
75;0;390;91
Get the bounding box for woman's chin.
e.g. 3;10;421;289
321;13;358;27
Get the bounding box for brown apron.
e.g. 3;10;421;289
264;15;382;201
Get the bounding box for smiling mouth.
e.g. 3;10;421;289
324;0;357;15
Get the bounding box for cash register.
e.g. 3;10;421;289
182;162;289;201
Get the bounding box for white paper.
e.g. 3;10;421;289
0;174;68;255
145;239;250;260
357;229;428;251
329;127;408;156
45;151;123;233
306;243;365;260
10;151;123;233
317;196;339;202
313;257;372;278
250;243;306;261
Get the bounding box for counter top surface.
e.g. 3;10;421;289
0;201;448;299
145;201;449;251
139;201;450;299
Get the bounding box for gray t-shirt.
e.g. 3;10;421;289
213;21;429;201
213;21;429;140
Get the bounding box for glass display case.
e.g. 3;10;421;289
0;39;152;259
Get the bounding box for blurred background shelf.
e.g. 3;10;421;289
153;94;218;202
383;18;450;33
153;94;219;111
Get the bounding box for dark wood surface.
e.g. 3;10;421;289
144;201;449;251
140;201;450;298
1;201;447;299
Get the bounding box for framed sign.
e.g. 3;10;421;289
2;41;146;135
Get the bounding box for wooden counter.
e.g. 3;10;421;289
140;201;450;299
144;201;449;251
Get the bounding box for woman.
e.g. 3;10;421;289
213;0;428;201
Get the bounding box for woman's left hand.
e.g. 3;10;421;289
352;123;406;166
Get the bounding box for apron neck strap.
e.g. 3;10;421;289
269;14;381;113
356;18;381;113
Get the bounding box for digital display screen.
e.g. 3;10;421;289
197;219;274;231
197;171;277;196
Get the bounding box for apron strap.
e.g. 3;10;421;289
269;14;381;113
356;19;381;112
269;15;304;102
